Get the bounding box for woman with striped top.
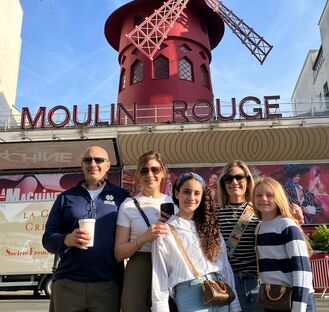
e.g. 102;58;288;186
253;177;315;312
152;172;240;312
217;161;261;312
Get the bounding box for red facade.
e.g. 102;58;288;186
105;0;224;122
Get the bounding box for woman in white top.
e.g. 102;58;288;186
152;172;241;312
115;151;174;312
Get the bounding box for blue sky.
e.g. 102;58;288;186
16;0;327;113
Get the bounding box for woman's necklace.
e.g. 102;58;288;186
226;202;248;218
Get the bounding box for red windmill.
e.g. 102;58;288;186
105;0;272;123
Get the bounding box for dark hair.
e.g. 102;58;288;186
172;172;221;262
135;151;167;190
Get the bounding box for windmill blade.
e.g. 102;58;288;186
126;0;190;60
205;0;273;64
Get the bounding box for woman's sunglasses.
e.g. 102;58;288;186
82;157;108;164
140;167;162;176
222;174;247;183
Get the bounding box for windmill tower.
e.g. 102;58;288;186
105;0;272;123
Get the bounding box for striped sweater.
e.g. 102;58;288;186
217;204;259;276
255;215;314;312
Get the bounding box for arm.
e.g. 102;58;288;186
290;203;304;225
283;224;312;312
152;237;170;312
42;195;92;254
114;224;169;262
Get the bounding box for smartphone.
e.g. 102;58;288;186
160;203;175;216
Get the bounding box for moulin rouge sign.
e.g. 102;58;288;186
20;95;282;129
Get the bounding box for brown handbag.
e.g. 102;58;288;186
257;283;292;311
255;225;293;311
170;225;235;306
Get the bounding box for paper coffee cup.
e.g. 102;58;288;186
78;218;96;247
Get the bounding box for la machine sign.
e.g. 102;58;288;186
20;95;282;129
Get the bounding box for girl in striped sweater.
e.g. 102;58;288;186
253;177;315;312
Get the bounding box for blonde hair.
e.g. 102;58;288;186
217;160;255;206
253;177;312;256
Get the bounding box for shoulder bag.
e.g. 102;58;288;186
255;224;292;311
170;225;235;306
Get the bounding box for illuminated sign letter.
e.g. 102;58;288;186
264;95;282;119
216;98;236;121
48;105;71;128
94;104;109;126
172;100;189;122
73;104;92;126
117;102;136;125
239;96;262;119
20;107;46;129
191;100;214;122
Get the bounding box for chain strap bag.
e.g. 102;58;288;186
255;225;292;311
170;225;235;306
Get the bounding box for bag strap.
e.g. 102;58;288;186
132;197;151;227
226;203;255;257
169;225;204;285
254;223;261;282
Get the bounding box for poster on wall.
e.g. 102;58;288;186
122;163;329;225
0;171;120;273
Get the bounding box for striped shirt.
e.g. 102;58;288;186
217;204;259;276
152;215;241;312
256;215;314;312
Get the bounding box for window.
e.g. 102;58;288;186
324;82;329;109
179;57;193;81
134;15;143;26
160;43;168;50
131;60;143;84
180;44;191;53
119;68;126;91
199;51;207;60
200;64;210;88
200;20;207;33
154;55;169;79
132;48;140;56
324;82;329;97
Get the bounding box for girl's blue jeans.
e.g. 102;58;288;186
174;273;230;312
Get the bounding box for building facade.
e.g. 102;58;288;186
0;0;22;128
291;0;329;116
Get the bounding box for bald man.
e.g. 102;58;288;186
43;146;129;312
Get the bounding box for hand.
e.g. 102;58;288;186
144;223;169;242
290;203;304;224
64;228;92;249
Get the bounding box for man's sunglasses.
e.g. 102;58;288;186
82;157;108;164
222;174;247;183
140;167;162;176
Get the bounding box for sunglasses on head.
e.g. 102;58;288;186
140;167;162;176
82;157;108;164
222;174;247;183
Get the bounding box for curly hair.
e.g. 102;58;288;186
173;173;222;262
